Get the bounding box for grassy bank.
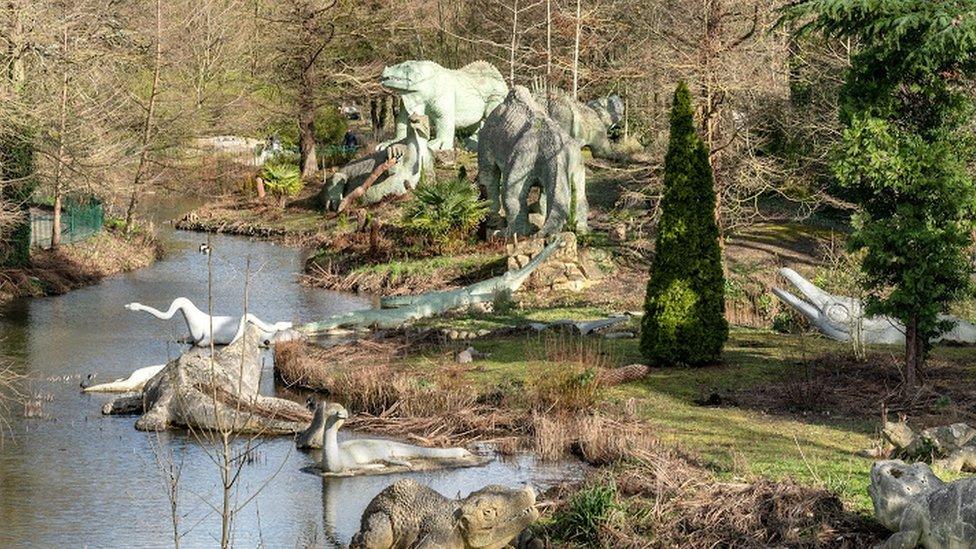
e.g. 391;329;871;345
0;227;162;304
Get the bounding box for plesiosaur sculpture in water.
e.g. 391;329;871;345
124;297;293;346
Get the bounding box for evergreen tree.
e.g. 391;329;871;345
0;123;36;267
785;0;976;385
641;82;728;366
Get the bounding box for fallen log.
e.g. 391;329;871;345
301;235;563;333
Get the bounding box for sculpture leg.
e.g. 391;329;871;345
571;168;589;233
350;513;394;549
428;98;456;150
478;150;503;227
503;158;534;236
539;167;570;236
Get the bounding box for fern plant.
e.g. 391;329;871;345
400;177;487;253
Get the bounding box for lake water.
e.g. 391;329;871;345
0;199;580;547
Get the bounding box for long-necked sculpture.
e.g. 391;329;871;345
320;113;434;211
773;267;976;345
125;297;293;346
870;460;976;548
103;324;312;433
82;364;165;393
350;479;539;549
532;79;621;158
377;60;508;151
300;402;479;474
478;86;588;236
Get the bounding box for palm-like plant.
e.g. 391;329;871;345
259;160;303;206
400;177;487;253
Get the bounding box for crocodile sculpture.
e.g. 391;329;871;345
350;479;539;549
773;268;976;345
478;85;588;236
377;60;508;151
103;324;312;433
870;459;976;548
300;402;479;474
532;80;620;158
125;297;293;347
320;113;434;210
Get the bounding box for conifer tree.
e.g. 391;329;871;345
641;82;727;365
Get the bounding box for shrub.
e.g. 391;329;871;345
641;82;727;366
259;159;303;201
399;177;487;253
314;107;348;146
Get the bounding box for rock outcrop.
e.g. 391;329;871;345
350;479;539;549
104;324;311;433
870;459;976;548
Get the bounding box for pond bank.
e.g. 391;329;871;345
0;227;162;305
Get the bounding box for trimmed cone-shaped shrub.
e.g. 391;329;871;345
641;82;727;365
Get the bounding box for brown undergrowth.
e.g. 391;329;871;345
302;228;507;295
737;351;976;425
274;337;655;461
0;228;162;304
561;456;886;548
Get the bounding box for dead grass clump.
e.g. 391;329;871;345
526;333;615;412
530;411;658;465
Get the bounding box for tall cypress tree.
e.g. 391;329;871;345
641;82;727;366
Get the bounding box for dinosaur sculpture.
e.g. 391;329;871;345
350;479;539;549
377;60;508;151
772;268;976;345
82;364;165;393
103;324;312;433
881;421;976;473
478;86;588;237
320;114;434;210
587;94;625;135
300;402;481;474
870;459;976;548
532;80;620;158
125;297;293;346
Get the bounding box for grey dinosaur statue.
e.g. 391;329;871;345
103;324;312;433
587;94;625;134
478;86;588;237
350;479;539;549
377;60;508;151
299;402;479;474
532;79;619;158
882;421;976;473
773;267;976;345
320;113;434;210
870;459;976;548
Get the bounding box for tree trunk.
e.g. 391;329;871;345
52;20;69;249
572;0;581;101
298;69;317;178
904;314;921;387
124;0;162;234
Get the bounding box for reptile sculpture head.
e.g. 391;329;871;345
457;485;539;549
381;61;439;94
869;460;943;531
323;402;349;429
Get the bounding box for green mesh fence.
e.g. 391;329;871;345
30;197;104;249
